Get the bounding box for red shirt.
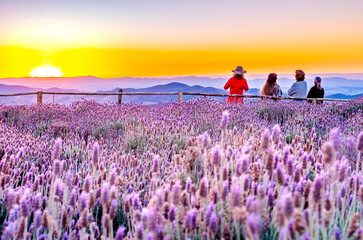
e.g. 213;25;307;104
224;77;249;103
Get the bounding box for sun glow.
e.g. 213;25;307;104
29;65;64;77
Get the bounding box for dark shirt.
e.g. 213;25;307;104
307;85;324;103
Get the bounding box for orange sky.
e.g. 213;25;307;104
1;0;363;78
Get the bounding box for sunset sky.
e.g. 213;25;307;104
1;0;363;78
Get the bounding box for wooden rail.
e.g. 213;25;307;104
0;90;350;104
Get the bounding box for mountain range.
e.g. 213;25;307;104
0;76;362;105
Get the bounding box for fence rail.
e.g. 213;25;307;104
0;89;350;104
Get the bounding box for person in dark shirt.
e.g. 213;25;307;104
307;76;324;103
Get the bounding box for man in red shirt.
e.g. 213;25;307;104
224;66;249;103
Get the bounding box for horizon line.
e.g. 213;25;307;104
2;72;363;80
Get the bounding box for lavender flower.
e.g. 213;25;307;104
211;146;222;166
115;226;126;240
220;111;229;131
231;182;241;207
52;138;62;160
357;131;363;152
92;141;99;167
272;124;281;144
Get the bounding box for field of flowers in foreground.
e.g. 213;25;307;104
0;97;362;240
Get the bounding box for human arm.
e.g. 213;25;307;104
243;79;249;91
287;83;297;96
224;79;231;90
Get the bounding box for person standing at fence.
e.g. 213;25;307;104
260;73;283;98
287;69;307;99
224;66;249;103
307;76;324;103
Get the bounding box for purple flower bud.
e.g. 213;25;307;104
267;190;274;207
231;183;241;207
147;207;158;231
220;111;229;131
272;125;281;144
20;195;30;217
357;132;363;152
245;213;263;236
282;146;290;165
287;156;294;176
205;202;214;227
338;160;347;182
244;175;250;191
55;180;64;202
312;177;323;203
185;209;198;230
168;204;176;222
211;146;221;166
203;132;210;149
92;142;99;167
115;226;126;240
222;180;229;201
109;199;117;219
52;138;62;160
53;159;61;176
260;129;270;150
79;193;88;212
152;156;160;173
101;182;110;206
172;181;182;205
334;226;342;240
146;232;154;240
69;189;77;208
209;213;218;235
199;177;208;198
283;194;294;218
83;175;91;193
241;156;249;173
34;210;42;229
329;128;341;151
322;142;336;165
32;193;41;210
136;222;143;240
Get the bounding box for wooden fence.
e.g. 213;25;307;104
0;89;349;105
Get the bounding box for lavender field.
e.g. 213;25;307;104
0;98;362;240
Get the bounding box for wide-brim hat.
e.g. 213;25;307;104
232;66;247;75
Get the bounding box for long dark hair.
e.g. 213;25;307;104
261;73;277;96
233;74;243;80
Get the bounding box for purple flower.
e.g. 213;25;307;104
231;182;241;207
220;111;229;131
115;226;126;240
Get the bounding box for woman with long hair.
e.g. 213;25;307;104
260;73;283;98
224;66;249;103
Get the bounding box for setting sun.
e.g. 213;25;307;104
29;65;64;77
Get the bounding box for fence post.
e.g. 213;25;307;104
37;91;43;105
118;89;123;105
178;92;183;103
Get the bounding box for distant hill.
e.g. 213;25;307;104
0;81;361;105
326;93;363;99
98;82;260;104
1;75;362;96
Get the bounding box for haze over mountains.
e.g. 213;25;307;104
0;75;362;105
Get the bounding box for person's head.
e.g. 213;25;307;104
295;69;305;82
314;76;322;90
267;73;278;84
261;73;278;96
232;66;246;79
